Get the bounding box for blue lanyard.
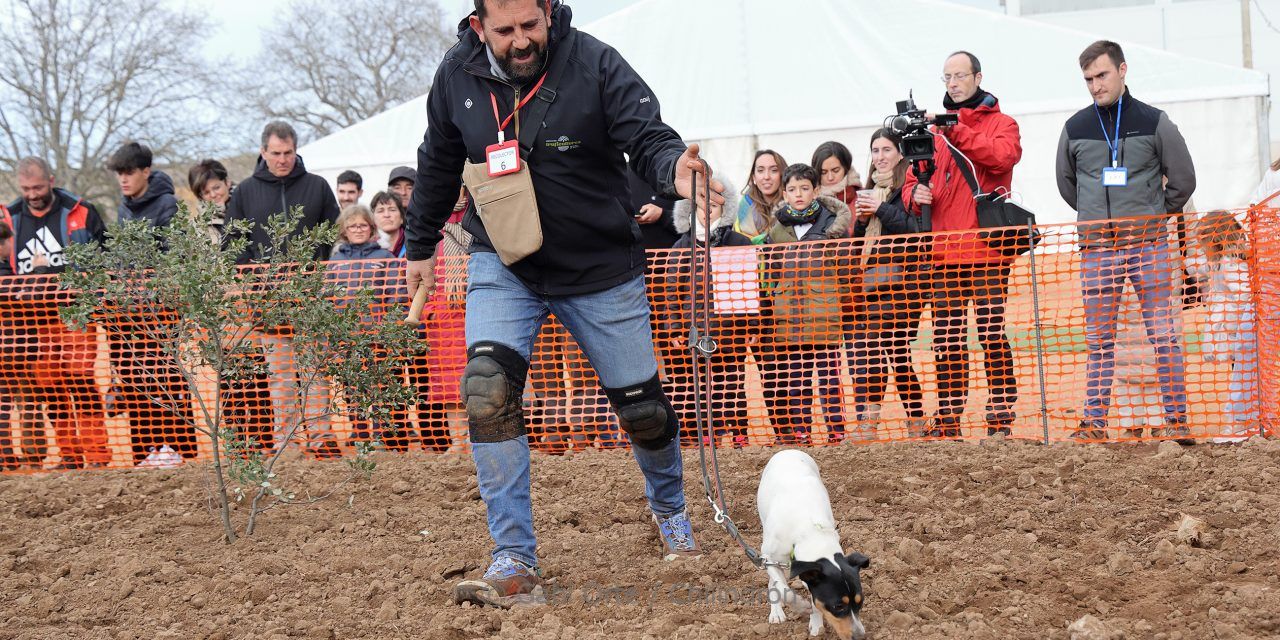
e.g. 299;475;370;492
1094;95;1123;169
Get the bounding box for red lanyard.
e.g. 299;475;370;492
490;73;547;144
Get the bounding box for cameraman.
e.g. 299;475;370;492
902;51;1022;439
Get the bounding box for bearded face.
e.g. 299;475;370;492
471;0;552;84
493;39;547;83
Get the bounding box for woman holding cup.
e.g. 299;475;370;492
849;128;929;438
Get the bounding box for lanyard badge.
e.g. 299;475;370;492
1094;96;1127;186
486;137;520;178
486;74;547;178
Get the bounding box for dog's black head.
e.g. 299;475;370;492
791;551;870;640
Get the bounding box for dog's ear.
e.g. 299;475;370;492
789;559;824;583
845;551;870;570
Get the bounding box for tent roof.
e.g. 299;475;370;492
299;93;428;178
587;0;1268;140
300;0;1269;174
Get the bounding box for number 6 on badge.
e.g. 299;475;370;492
487;140;521;178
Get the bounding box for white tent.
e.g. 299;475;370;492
300;0;1270;222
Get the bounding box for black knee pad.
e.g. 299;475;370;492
461;342;529;443
604;374;679;450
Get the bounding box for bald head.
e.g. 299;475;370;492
16;157;52;181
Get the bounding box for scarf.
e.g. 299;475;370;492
819;169;863;204
776;200;821;227
734;194;773;243
859;170;895;260
942;88;993;113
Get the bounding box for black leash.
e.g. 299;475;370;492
686;162;785;570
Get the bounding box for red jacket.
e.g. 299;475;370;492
902;95;1021;265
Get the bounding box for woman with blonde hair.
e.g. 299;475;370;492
329;204;412;450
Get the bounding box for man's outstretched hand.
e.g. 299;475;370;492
673;143;726;208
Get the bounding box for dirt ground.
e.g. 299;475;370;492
2;437;1279;640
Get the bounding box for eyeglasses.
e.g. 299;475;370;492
346;223;371;231
941;72;973;83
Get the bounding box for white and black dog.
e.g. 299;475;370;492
758;450;869;639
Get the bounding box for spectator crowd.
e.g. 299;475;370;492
1;40;1276;471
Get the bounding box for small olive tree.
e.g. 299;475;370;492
61;203;423;542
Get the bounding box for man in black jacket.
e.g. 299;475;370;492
225;121;342;458
110;141;179;230
106;141;200;465
225;121;341;264
405;0;723;608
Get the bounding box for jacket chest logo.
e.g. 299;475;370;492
544;135;581;153
465;98;474;109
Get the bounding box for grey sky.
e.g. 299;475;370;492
189;0;648;61
191;0;1002;61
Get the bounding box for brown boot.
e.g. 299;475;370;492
454;557;544;608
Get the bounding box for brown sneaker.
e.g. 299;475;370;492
454;557;544;608
653;508;702;560
1069;421;1108;443
1162;419;1196;446
311;441;343;459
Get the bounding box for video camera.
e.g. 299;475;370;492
888;92;958;164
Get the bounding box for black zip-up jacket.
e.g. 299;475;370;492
118;170;179;229
225;155;341;264
406;2;688;295
1056;88;1195;247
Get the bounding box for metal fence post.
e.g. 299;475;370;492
1027;221;1051;444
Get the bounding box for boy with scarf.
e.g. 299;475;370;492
760;164;851;445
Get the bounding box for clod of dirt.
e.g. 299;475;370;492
375;599;399;621
1175;513;1209;548
1152;538;1178;568
885;611;915;630
1017;471;1036;488
441;561;479;580
897;538;924;562
1155;441;1183;458
1106;552;1134;576
391;481;411;495
1068;614;1121;640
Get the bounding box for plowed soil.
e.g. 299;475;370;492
2;437;1279;639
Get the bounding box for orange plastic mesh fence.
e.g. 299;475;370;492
0;208;1273;472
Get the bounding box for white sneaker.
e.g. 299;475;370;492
137;445;183;468
1211;427;1253;444
137;447;162;468
155;445;183;468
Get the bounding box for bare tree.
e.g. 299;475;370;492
0;0;229;205
239;0;453;141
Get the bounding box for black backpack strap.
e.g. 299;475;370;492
949;146;984;198
517;29;578;158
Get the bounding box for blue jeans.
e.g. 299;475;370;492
1228;322;1258;425
1081;241;1188;423
465;252;685;568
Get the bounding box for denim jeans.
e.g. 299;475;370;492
465;251;685;568
260;333;332;448
1081;241;1188;423
1228;322;1258;425
761;342;845;440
